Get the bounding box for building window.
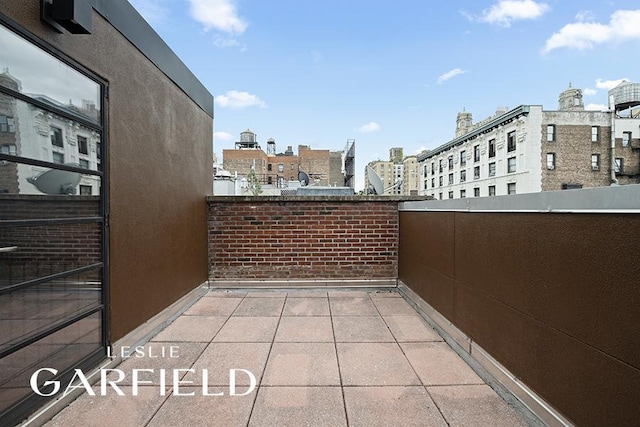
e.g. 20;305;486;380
474;187;480;197
78;136;88;155
473;145;480;162
267;164;272;171
448;155;453;169
52;152;65;164
488;162;496;177
507;131;516;152
439;159;443;173
448;173;453;185
431;162;435;175
439;192;443;200
591;126;599;142
622;131;631;147
51;126;63;147
96;141;101;160
432;177;435;187
473;166;480;180
546;153;556;170
267;176;273;184
546;125;555;142
488;139;496;158
460;189;466;198
79;185;92;195
448;191;454;199
591;154;600;170
278;164;284;173
423;165;428;177
488;185;496;196
1;144;17;155
460;150;466;166
439;176;443;186
507;182;516;194
460;169;466;182
614;158;623;173
424;180;428;190
507;156;516;173
79;159;90;169
0;115;15;133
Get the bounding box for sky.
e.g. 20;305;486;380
129;0;640;191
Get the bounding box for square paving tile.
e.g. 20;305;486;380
147;387;255;427
383;315;442;342
249;386;346;427
371;296;417;315
45;386;167;427
286;291;328;298
401;342;484;386
233;297;285;316
427;384;529;426
332;316;395;342
282;297;330;316
329;297;378;315
152;316;228;342
213;317;279;342
337;343;421;386
184;297;242;316
185;342;271;386
245;292;288;298
343;386;447;427
262;343;340;386
275;317;334;342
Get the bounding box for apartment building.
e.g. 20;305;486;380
419;84;640;199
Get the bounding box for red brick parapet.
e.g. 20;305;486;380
207;196;423;281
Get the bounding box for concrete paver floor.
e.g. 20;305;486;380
45;289;531;426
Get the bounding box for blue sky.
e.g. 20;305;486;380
129;0;640;190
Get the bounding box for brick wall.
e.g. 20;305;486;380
208;197;400;281
0;195;101;283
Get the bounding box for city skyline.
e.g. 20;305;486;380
129;0;640;190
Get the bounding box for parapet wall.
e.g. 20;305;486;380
207;196;410;282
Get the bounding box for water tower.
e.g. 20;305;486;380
235;129;260;149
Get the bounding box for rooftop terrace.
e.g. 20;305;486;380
43;288;534;427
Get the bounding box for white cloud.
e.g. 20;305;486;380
543;10;640;53
575;10;596;23
130;0;169;26
357;122;381;134
187;0;248;34
213;35;247;51
475;0;549;27
595;78;629;90
585;103;608;111
583;88;597;96
214;131;234;141
215;91;266;109
437;68;467;84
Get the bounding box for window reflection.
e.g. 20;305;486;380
0;25;100;124
0;160;101;195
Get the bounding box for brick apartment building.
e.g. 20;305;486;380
223;130;344;187
418;83;640;199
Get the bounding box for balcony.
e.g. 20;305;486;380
6;187;640;426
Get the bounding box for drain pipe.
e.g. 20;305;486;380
609;94;618;185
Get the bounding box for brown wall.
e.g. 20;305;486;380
1;2;213;340
209;197;399;280
398;210;640;426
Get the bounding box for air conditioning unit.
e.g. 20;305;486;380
592;165;599;171
547;165;555;170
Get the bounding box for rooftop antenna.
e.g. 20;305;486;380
366;165;384;195
298;170;310;186
27;165;82;194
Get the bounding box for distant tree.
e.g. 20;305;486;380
246;168;263;196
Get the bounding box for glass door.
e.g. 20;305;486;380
0;20;107;426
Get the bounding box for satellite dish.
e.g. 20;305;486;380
366;165;384;195
298;170;310;186
27;166;82;194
